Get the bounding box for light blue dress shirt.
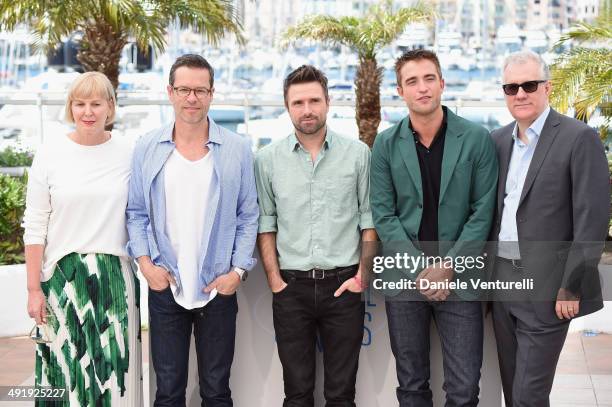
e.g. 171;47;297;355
498;106;551;259
126;117;259;300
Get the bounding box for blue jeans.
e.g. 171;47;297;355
149;287;238;407
385;300;483;407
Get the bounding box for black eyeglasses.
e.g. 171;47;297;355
172;86;212;98
502;80;547;96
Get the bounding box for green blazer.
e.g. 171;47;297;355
370;108;498;297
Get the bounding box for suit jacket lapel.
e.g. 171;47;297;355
497;129;514;216
439;115;464;202
397;117;423;198
518;109;561;207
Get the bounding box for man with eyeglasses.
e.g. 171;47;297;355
126;54;258;406
490;50;609;407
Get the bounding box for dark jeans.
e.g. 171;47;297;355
385;300;483;407
273;267;365;407
149;287;238;407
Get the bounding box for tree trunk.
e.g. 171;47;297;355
354;56;383;148
76;21;127;92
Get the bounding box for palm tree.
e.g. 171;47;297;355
0;0;243;91
550;1;611;139
283;0;433;147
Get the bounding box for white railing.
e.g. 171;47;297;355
0;90;511;144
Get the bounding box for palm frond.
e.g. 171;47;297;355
361;2;433;58
574;67;612;120
557;21;612;45
550;47;612;120
164;0;244;47
282;15;359;50
0;0;243;55
557;0;611;46
283;2;434;58
0;0;82;51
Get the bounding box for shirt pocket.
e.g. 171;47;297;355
271;167;305;210
326;173;358;216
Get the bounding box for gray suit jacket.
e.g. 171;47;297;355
490;108;609;321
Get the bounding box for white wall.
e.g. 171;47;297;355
147;260;503;407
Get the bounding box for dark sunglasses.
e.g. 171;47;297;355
502;80;547;96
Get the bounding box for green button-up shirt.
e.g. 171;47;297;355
254;129;374;271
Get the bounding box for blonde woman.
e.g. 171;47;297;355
23;72;142;406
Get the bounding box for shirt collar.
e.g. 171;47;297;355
512;106;550;144
409;106;448;142
158;116;223;145
289;127;332;152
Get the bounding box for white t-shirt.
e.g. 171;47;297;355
23;134;134;281
163;149;215;309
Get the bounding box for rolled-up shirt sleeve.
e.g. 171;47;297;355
22;147;51;245
357;144;374;230
254;152;278;233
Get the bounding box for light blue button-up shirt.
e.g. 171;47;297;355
498;106;550;259
126;118;258;300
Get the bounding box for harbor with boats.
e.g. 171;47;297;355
0;5;598;153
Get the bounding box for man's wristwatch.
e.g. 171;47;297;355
232;267;248;281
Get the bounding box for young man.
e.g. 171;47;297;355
490;50;609;407
255;65;376;407
370;49;498;407
126;54;258;406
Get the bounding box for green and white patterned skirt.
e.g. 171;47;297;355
35;253;142;407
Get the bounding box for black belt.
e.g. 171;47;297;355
281;265;358;280
496;256;523;269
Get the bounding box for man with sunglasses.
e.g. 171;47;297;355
490;50;609;407
127;54;258;406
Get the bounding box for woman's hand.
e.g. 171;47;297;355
27;289;47;325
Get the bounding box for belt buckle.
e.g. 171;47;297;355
511;259;523;269
311;268;325;279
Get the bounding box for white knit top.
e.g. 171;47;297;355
22;134;134;281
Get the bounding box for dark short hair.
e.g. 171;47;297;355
283;65;329;106
395;49;443;86
169;54;214;88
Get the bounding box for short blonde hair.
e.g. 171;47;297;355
64;72;116;125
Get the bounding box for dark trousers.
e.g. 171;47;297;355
272;267;365;407
149;287;238;407
385;300;483;407
492;258;570;407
